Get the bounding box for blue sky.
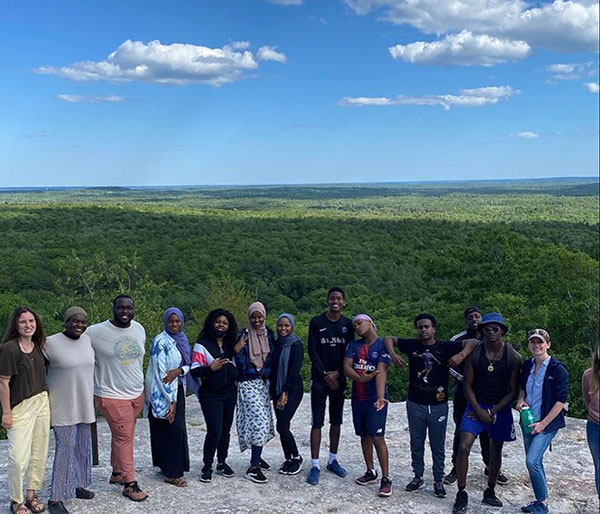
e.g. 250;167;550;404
1;0;598;187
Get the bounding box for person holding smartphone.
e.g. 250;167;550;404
191;309;240;483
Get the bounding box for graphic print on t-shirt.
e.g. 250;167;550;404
413;349;442;384
113;335;143;365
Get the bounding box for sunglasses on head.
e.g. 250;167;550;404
483;326;501;334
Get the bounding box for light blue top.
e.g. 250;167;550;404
525;356;551;422
144;331;186;418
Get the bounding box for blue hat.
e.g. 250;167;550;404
479;312;508;334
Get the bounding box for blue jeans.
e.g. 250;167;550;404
522;427;557;501
588;420;600;499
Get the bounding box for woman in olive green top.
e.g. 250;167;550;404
0;307;50;514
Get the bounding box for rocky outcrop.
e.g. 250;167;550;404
0;394;597;513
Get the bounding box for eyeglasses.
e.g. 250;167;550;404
483;326;501;334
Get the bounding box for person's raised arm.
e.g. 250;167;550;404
383;336;406;368
448;338;478;368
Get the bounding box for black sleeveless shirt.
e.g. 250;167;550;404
472;344;511;405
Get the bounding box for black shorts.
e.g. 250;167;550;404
310;381;346;429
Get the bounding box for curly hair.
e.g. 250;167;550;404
198;308;239;351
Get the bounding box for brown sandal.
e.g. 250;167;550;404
24;496;44;514
10;503;30;514
164;477;188;488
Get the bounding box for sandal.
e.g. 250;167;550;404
10;503;30;514
164;477;188;488
24;496;44;514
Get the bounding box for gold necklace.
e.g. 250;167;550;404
484;343;502;372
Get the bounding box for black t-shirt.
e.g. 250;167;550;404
307;313;354;385
472;344;511;405
396;338;463;405
0;340;47;408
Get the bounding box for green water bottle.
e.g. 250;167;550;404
521;407;536;434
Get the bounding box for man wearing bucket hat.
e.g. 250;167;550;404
452;312;522;514
446;306;509;486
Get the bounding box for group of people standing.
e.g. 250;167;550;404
0;288;598;514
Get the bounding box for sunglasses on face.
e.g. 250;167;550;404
483;326;501;334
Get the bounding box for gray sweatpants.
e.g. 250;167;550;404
406;399;449;482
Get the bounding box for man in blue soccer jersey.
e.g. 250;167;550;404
344;314;392;497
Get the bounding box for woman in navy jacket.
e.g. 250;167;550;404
516;329;569;514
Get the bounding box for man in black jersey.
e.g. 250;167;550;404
446;306;506;485
452;313;523;514
306;287;355;485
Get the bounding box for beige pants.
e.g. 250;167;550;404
8;391;50;504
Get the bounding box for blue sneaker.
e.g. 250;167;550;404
521;501;538;513
306;466;320;485
532;502;549;514
326;460;347;478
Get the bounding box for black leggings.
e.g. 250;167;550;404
274;388;303;460
199;394;236;468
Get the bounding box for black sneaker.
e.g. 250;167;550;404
279;460;292;475
379;476;393;497
482;487;503;507
287;457;303;476
453;490;468;514
48;501;69;514
75;487;95;499
355;469;378;485
444;469;457;485
245;466;268;484
484;467;509;485
405;476;424;492
259;458;271;471
216;462;234;478
434;481;447;498
200;467;213;483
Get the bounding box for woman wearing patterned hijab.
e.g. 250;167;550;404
144;307;192;487
233;302;276;484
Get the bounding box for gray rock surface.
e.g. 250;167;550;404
0;394;597;513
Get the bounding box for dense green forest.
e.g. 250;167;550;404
1;179;598;438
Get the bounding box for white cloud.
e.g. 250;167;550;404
256;45;287;63
264;0;303;4
389;30;530;66
346;0;599;53
36;39;286;86
584;81;600;92
515;131;539;139
57;94;126;103
340;85;519;110
546;61;597;80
